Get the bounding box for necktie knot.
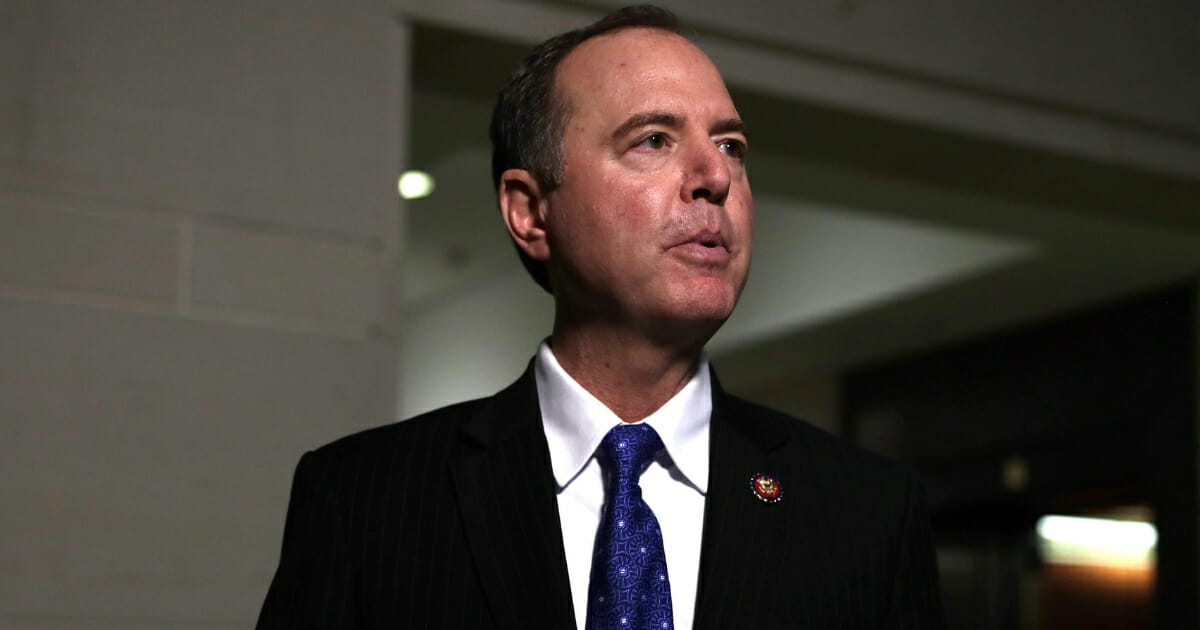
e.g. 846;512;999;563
598;423;663;484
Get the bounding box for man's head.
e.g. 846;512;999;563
491;5;753;343
490;5;683;292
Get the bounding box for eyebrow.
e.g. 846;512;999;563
610;111;750;143
611;111;682;141
712;117;750;142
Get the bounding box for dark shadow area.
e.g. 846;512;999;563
844;285;1196;629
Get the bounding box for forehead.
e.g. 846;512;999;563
554;28;736;123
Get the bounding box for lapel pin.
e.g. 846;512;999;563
750;473;782;504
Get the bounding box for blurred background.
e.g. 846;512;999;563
1;0;1198;628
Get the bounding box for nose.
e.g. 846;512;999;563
682;139;731;204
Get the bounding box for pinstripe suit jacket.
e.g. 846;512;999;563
257;364;945;629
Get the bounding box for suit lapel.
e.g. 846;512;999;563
449;365;576;630
693;372;793;629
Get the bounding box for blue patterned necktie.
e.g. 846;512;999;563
585;423;674;630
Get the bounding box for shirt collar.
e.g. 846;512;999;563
535;340;711;494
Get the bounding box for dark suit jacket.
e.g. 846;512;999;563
257;365;945;629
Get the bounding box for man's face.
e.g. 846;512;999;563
543;28;753;339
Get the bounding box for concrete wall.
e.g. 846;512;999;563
0;1;405;627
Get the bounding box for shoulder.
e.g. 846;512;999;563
292;362;540;482
298;395;492;477
719;393;932;568
720;392;918;496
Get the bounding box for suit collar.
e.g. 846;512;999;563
456;359;543;449
708;365;791;452
449;363;577;630
694;368;794;629
454;361;788;454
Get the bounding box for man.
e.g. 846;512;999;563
258;5;945;629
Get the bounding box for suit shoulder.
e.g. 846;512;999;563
302;395;489;470
722;394;923;531
723;393;915;481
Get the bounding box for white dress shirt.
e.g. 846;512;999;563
535;341;710;630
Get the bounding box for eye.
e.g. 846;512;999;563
717;138;747;160
638;133;668;150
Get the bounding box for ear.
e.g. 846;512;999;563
498;169;551;262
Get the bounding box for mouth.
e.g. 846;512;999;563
679;230;728;251
698;234;726;250
668;230;732;264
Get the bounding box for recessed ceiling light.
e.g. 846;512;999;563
1036;514;1157;569
398;170;435;200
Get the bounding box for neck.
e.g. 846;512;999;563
549;321;706;422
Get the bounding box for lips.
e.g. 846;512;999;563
668;229;733;265
694;230;728;251
670;230;728;251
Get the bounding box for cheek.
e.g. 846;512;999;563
595;175;661;235
734;186;754;235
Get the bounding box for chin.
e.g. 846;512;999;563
660;287;739;327
683;276;742;312
646;307;730;349
635;275;744;338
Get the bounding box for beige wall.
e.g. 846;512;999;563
0;1;405;627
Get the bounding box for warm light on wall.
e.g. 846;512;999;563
398;170;435;199
1037;515;1157;569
